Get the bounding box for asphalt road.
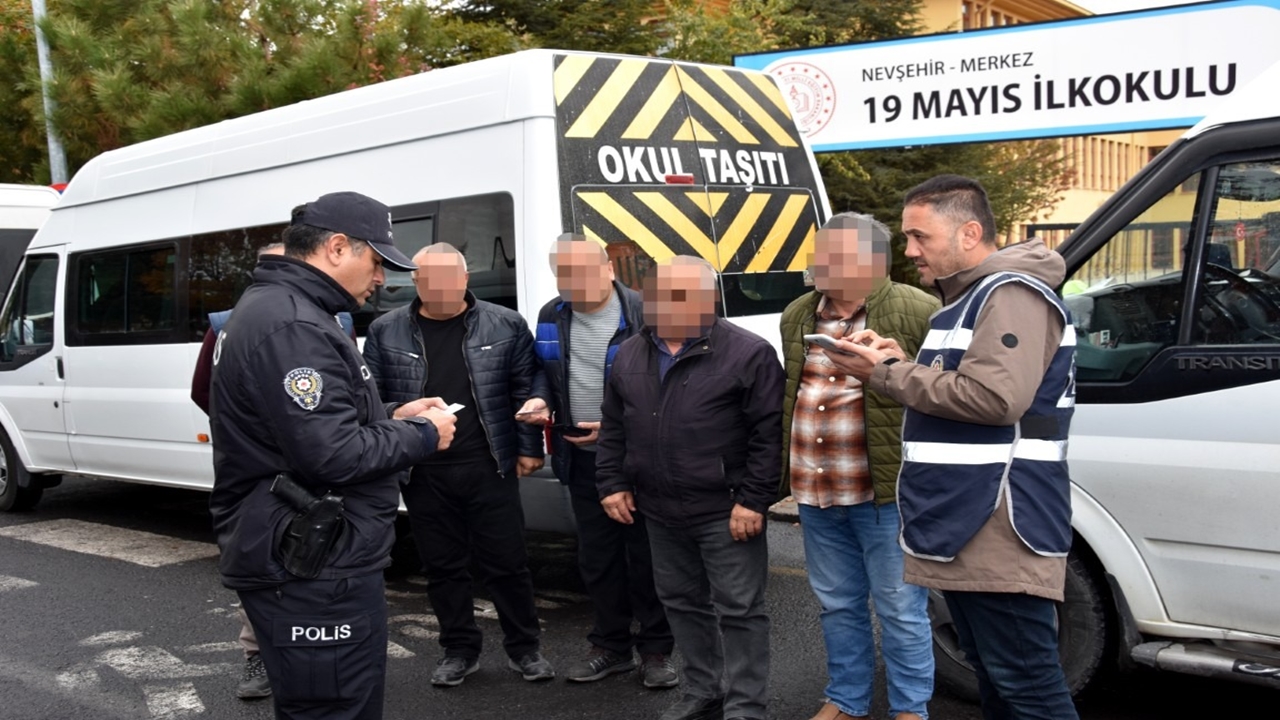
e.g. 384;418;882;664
0;477;1273;719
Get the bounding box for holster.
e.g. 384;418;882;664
270;473;346;580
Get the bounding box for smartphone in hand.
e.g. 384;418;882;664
558;425;594;438
803;333;857;355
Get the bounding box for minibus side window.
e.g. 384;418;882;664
69;245;178;343
1191;160;1280;345
188;225;284;341
354;192;516;335
0;254;58;366
1061;183;1193;383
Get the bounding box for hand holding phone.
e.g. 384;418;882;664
803;333;856;355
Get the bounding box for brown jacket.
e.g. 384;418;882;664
868;240;1069;600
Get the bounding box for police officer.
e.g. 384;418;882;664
209;191;457;720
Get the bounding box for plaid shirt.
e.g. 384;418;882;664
788;297;873;508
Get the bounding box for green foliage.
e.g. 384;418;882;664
454;0;657;55
0;0;45;182
822;141;1073;283
784;0;924;45
4;0;523;181
657;0;812;66
0;0;1072;249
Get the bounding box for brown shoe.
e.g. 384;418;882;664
893;714;924;720
809;701;867;720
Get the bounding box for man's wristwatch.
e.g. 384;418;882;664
881;357;902;367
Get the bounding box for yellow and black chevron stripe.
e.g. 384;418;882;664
553;55;801;147
571;185;817;274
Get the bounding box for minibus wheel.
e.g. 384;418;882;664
928;550;1111;701
0;429;42;512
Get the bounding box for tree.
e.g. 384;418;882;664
821;141;1072;283
454;0;658;55
1;0;523;182
0;0;48;182
657;0;811;66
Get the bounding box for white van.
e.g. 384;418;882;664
930;62;1280;695
0;184;59;308
0;50;829;524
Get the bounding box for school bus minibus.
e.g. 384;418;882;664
0;50;829;525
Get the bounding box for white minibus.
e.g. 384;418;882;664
0;50;829;525
0;184;59;311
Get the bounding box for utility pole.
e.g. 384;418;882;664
31;0;68;185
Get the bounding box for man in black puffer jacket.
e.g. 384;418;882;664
362;243;552;688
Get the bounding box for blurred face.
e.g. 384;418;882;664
552;241;614;306
644;262;718;341
902;203;967;287
412;251;468;309
331;237;384;307
811;226;888;302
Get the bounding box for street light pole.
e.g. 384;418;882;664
31;0;68;185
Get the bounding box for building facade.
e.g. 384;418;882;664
917;0;1189;246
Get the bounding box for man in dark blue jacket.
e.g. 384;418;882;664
362;243;553;688
596;256;784;720
210;191;457;720
518;236;676;688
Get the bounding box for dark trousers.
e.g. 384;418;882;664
648;515;770;720
239;574;387;720
568;448;673;656
401;458;541;661
944;591;1080;720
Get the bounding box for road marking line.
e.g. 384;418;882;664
98;646;234;680
386;641;415;659
388;613;438;626
143;682;204;718
399;625;439;640
1;652;137;719
82;630;145;646
0;519;218;567
55;664;101;691
0;574;37;592
181;641;241;654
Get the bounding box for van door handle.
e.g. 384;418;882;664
56;356;64;379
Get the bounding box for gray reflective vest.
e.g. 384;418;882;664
897;271;1076;560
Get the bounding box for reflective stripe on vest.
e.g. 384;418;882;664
903;438;1068;465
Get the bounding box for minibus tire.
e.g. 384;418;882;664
928;550;1110;702
0;429;42;512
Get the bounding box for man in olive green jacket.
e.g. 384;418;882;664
780;212;938;720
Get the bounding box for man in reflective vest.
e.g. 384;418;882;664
824;175;1079;720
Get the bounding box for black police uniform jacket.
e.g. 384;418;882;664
361;292;546;477
209;256;438;590
533;282;644;486
594;318;785;527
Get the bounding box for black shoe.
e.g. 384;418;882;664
430;656;479;687
236;654;271;699
639;653;679;689
508;651;556;681
660;693;725;720
565;646;635;682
